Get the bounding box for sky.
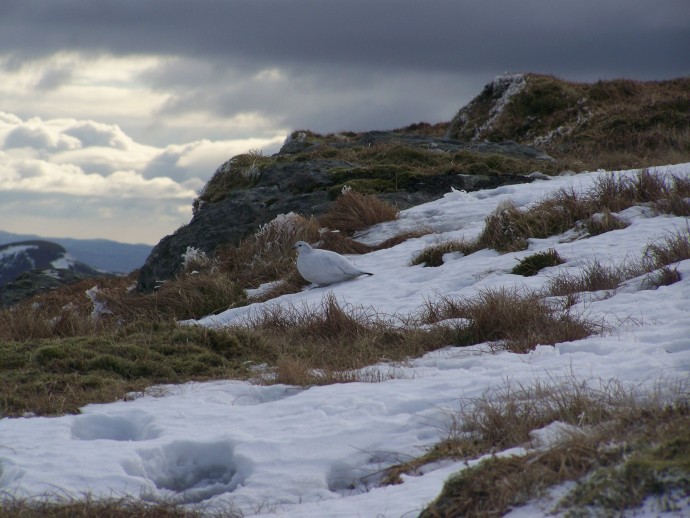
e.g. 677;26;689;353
0;0;688;245
1;163;689;516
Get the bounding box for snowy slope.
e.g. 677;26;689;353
1;164;689;517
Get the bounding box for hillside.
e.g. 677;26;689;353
445;73;690;169
137;74;690;291
1;164;689;516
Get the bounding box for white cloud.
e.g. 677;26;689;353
0;111;286;243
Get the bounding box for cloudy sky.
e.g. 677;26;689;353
1;0;688;245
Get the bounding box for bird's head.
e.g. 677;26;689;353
292;241;312;253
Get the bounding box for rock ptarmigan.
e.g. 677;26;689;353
292;241;373;286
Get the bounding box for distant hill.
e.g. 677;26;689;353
0;240;102;285
0;231;152;273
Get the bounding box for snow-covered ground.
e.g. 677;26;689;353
1;164;689;516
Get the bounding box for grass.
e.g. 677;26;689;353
477;169;690;253
236;293;454;385
2;177;688;417
0;325;264;416
194;149;269;208
407;378;690;517
545;225;690;301
318;188;399;234
410;239;478;267
0;494;241;517
447;74;690;171
418;287;600;353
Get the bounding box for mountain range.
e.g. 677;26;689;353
0;230;151;274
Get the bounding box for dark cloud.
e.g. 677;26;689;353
2;0;688;78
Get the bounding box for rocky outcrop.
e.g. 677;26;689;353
137;131;550;291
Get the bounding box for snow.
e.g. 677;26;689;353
1;164;690;516
0;244;38;267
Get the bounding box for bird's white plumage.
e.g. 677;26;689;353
292;241;373;286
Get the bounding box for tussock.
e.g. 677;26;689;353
478;169;690;253
411;239;478;267
419;288;599;353
234;293;453;385
318;189;399;234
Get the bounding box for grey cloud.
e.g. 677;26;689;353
4;125;77;151
142;146;200;183
35;63;75;91
1;1;688;78
64;122;129;149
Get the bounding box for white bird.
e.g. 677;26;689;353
292;241;373;286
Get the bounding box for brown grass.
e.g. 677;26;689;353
583;209;630;236
0;494;240;517
411;239;479;267
545;225;690;300
419;288;600;353
235;293;453;385
318;189;399;234
477;169;690;253
545;259;637;298
214;213;320;289
448;74;690;170
478;188;591;252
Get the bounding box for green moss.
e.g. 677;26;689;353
511;249;564;276
560;416;690;513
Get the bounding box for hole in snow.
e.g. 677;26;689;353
131;440;244;504
327;451;403;495
70;412;161;441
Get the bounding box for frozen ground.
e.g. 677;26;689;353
1;164;689;516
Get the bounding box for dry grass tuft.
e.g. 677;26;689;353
477;170;690;253
545;225;690;300
643;225;690;269
235;293;453;385
419;288;600;353
478;189;592;252
215;213;320;289
583;209;630;236
318;189;399;234
545;259;637;298
411;239;479;267
315;230;376;255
